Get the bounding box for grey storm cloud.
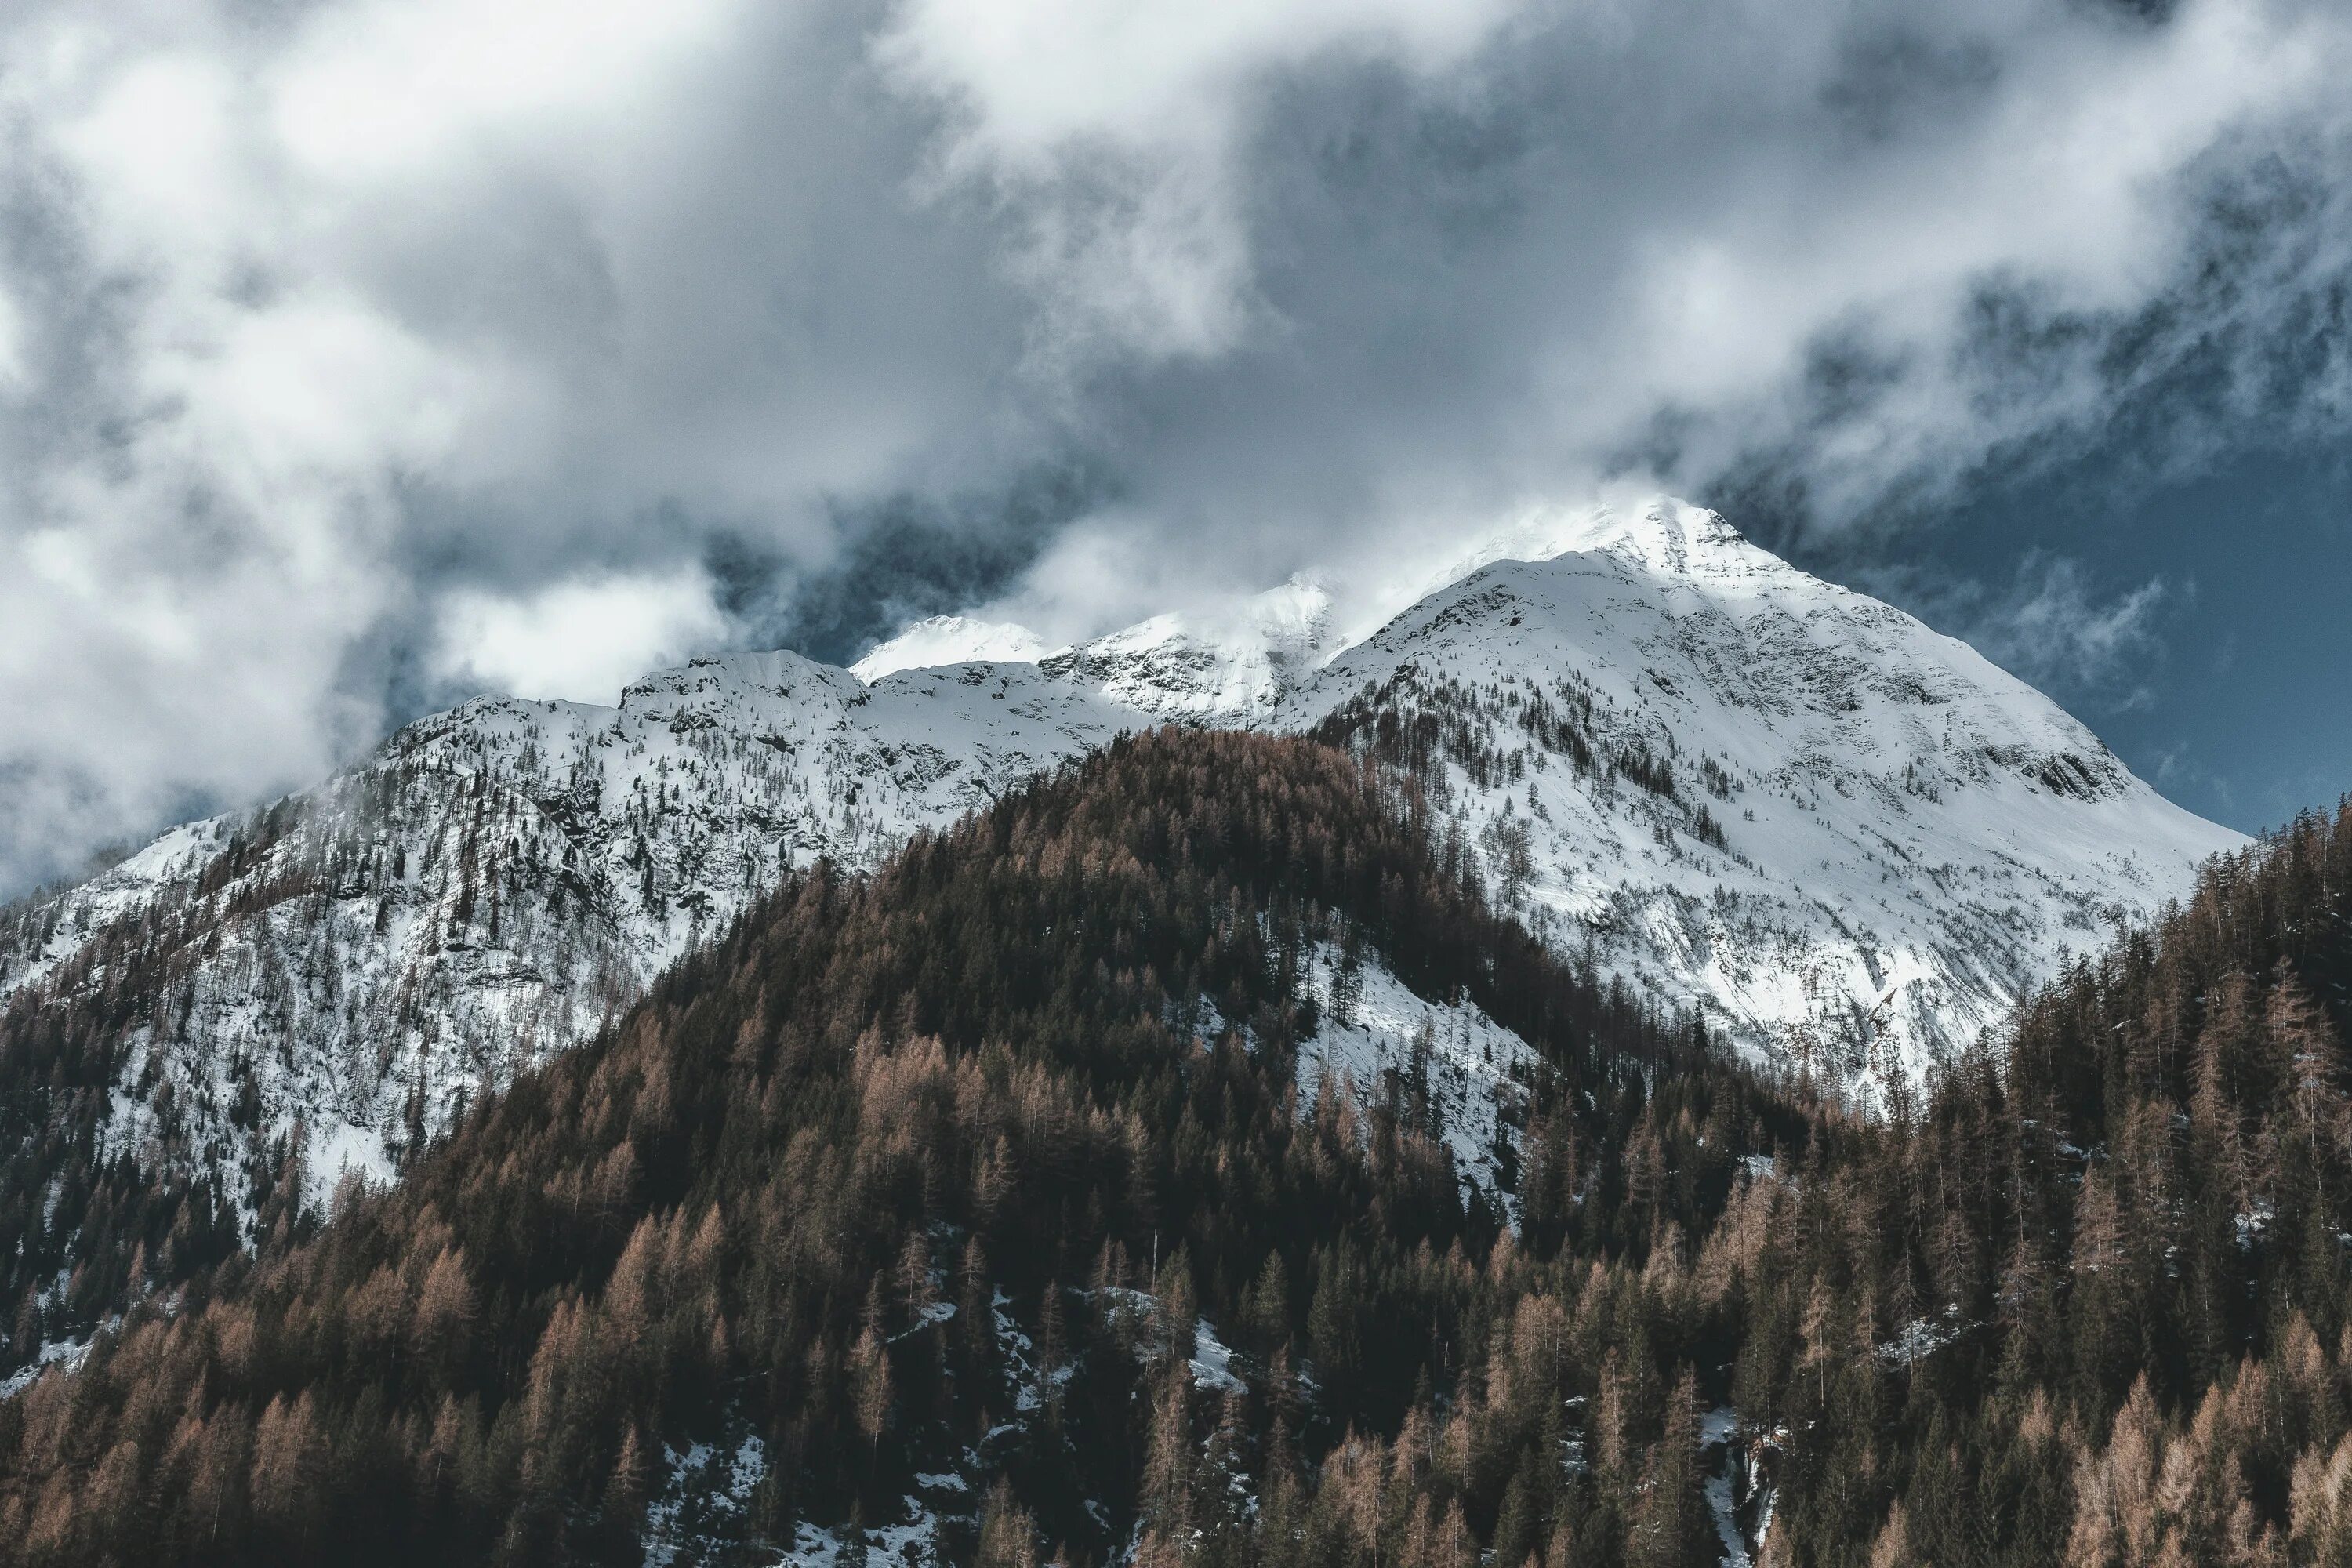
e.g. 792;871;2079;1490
1;0;2349;894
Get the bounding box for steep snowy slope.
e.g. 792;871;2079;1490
1033;575;1334;727
849;616;1051;680
0;653;1133;1222
1283;503;2244;1086
0;499;2238;1258
1295;942;1537;1221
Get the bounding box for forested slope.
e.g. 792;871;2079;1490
0;731;1770;1565
2;731;2348;1567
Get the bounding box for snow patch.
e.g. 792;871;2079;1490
1878;1311;1972;1367
644;1436;768;1565
1296;942;1536;1220
0;1335;92;1399
1189;1316;1247;1395
851;616;1051;681
1700;1407;1751;1568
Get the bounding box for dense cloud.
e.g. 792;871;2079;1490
2;0;2348;891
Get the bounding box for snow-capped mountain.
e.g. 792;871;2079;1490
1284;503;2241;1087
848;616;1052;681
1034;574;1334;728
0;499;2238;1253
0;652;1136;1214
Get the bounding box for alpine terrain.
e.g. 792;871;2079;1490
3;728;2349;1568
0;502;2237;1367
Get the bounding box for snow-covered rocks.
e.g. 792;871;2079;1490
0;498;2240;1238
1297;942;1536;1219
1280;502;2244;1085
850;617;1052;681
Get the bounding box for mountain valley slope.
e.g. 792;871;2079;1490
3;730;2348;1568
0;499;2238;1353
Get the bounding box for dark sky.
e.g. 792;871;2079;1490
1;0;2349;892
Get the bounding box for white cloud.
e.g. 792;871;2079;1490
2;0;2351;892
0;0;1011;892
870;0;2352;610
0;287;25;392
880;0;1515;162
269;0;739;179
430;569;730;705
877;0;1523;363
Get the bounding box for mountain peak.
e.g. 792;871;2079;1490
849;616;1053;682
1436;497;1780;590
619;648;858;713
0;500;2242;1302
1295;524;2241;1083
1036;577;1335;728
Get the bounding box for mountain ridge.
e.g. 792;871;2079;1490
0;499;2238;1356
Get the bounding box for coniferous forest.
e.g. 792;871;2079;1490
5;728;2352;1565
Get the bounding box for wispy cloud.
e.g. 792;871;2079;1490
1860;553;2179;713
429;567;728;706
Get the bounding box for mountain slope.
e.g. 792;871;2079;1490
0;653;1137;1343
1288;503;2241;1084
5;735;2345;1568
0;730;1749;1566
0;499;2236;1356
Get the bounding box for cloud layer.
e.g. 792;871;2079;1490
2;0;2349;891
